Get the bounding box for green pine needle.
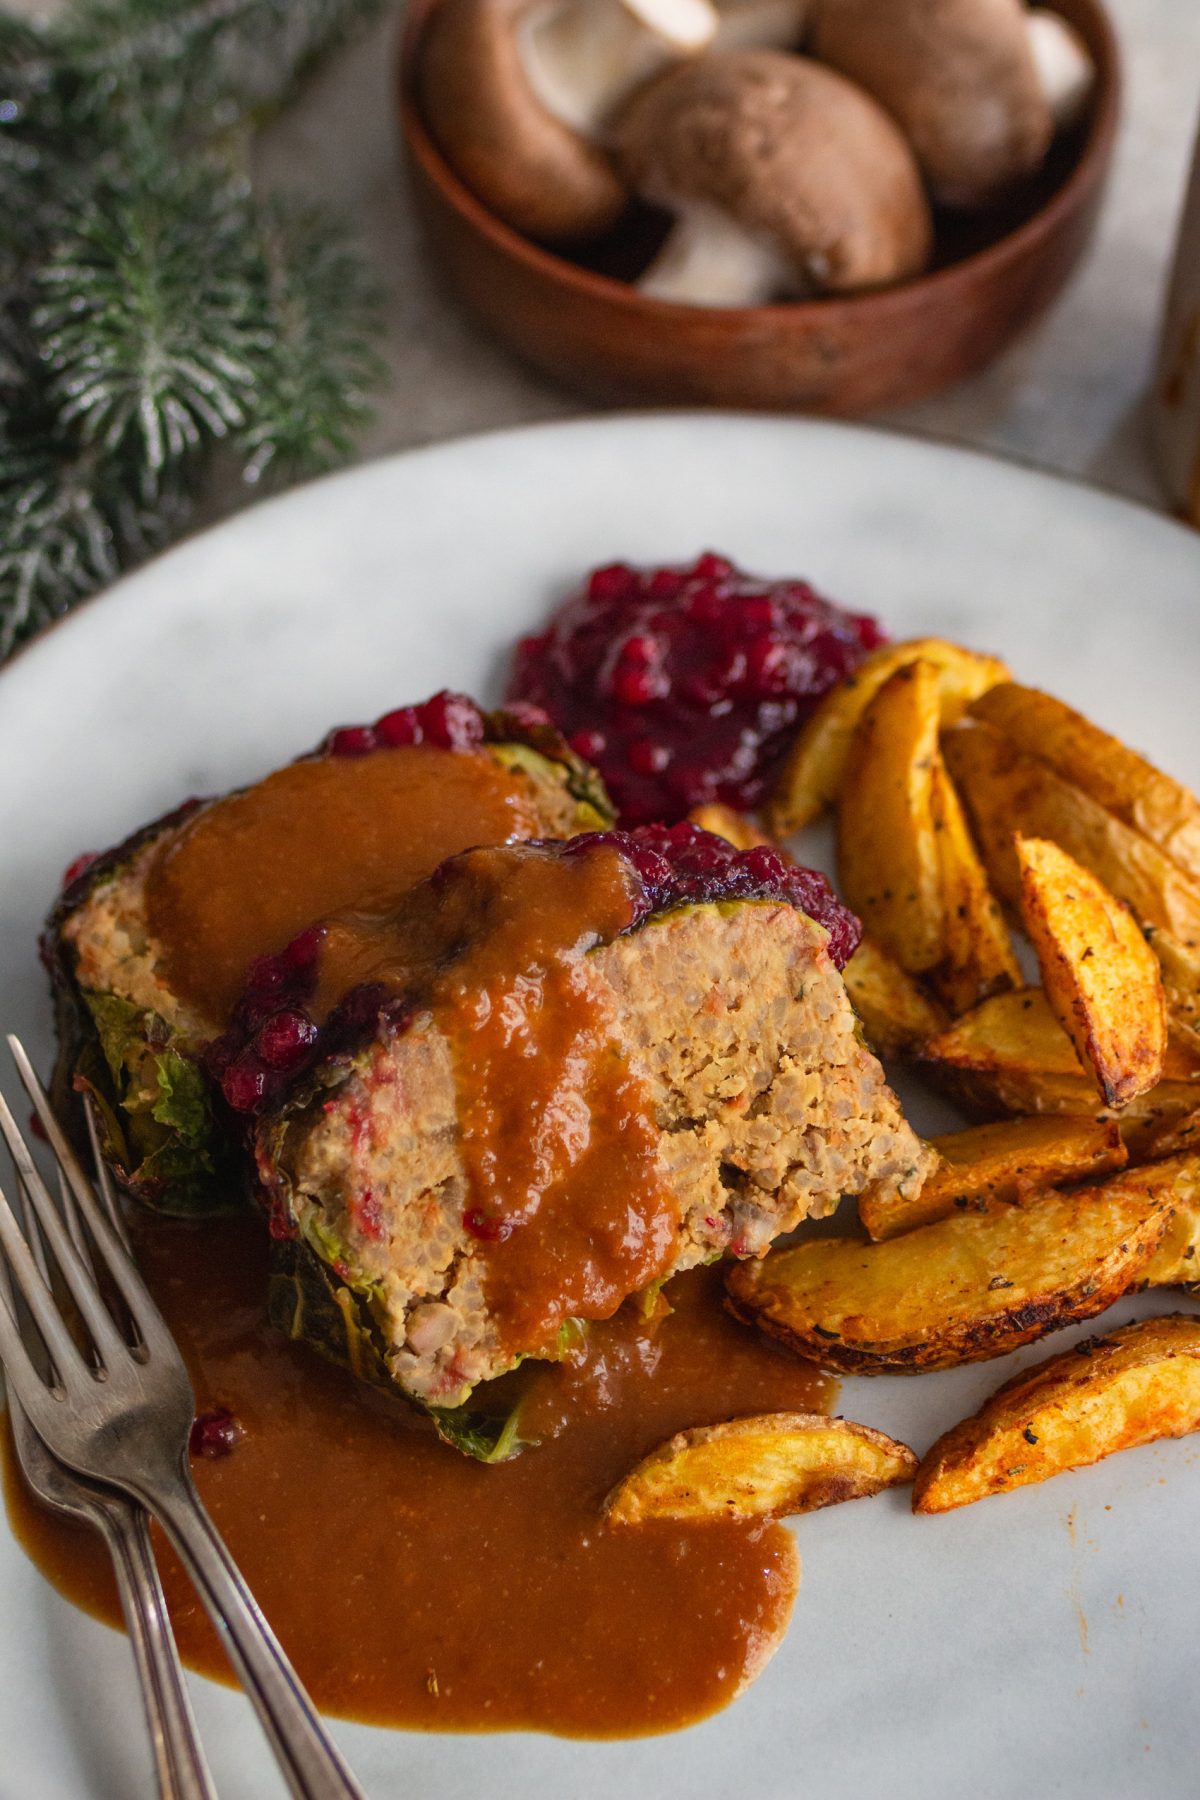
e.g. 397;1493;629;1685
239;202;385;488
0;0;385;654
0;424;184;658
60;0;382;119
33;160;261;493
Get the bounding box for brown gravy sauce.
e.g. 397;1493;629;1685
145;746;547;1023
3;1217;832;1735
312;844;678;1357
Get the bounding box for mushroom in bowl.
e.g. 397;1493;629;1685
419;0;720;238
613;51;933;307
811;0;1097;208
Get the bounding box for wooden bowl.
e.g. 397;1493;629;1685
396;0;1119;414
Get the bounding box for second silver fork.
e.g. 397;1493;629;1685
0;1039;365;1800
2;1114;216;1800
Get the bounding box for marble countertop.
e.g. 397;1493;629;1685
255;0;1199;510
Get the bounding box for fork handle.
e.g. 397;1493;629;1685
95;1501;218;1800
145;1463;365;1800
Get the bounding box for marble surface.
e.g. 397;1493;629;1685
249;0;1200;508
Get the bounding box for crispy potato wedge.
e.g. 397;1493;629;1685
972;682;1200;883
603;1413;917;1524
1142;1200;1200;1288
726;1160;1185;1375
766;638;1009;835
686;804;774;852
1149;929;1200;1054
858;1115;1127;1241
919;987;1200;1131
943;722;1200;949
929;758;1020;1015
1016;835;1167;1107
924;987;1100;1079
842;935;948;1059
1141;1104;1200;1161
913;1314;1200;1512
837;660;944;972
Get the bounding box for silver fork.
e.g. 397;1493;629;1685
2;1138;216;1800
0;1037;366;1800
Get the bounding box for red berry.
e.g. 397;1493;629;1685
611;665;666;707
221;1054;269;1113
694;552;733;581
282;926;324;974
588;564;630;604
255;1009;317;1071
375;707;422;747
189;1407;242;1458
418;691;486;750
627;738;670;776
62;851;100;890
328;725;377;757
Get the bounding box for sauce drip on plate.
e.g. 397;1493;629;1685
2;1217;831;1736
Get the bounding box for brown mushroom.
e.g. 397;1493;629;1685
614;52;933;307
420;0;718;241
811;0;1096;208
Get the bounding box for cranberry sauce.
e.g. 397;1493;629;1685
507;552;884;824
210;825;860;1118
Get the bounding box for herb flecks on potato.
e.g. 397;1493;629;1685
913;1314;1200;1512
918;987;1200;1135
1016;834;1167;1108
727;1159;1186;1375
858;1114;1127;1241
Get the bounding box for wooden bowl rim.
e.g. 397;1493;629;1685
397;0;1121;326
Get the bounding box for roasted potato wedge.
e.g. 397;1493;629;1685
603;1413;917;1524
857;1115;1127;1241
726;1159;1184;1375
972;682;1200;883
686;804;774;852
842;935;948;1059
1141;1104;1200;1161
913;1314;1200;1512
1149;929;1200;1054
837;660;944;972
929;758;1020;1015
944;722;1200;949
767;638;1009;835
1142;1199;1200;1288
919;987;1200;1132
1016;835;1167;1108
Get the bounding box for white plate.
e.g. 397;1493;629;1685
2;415;1199;1800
